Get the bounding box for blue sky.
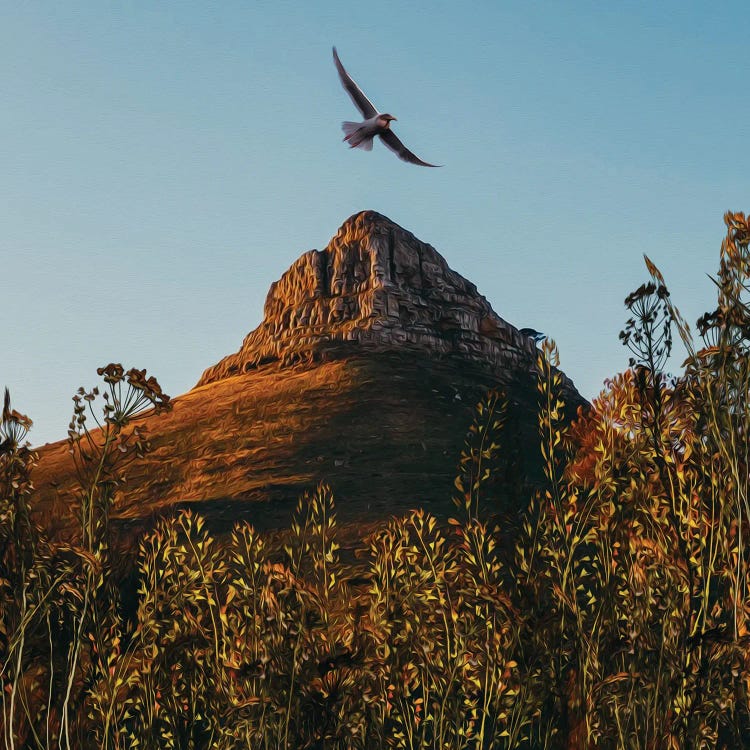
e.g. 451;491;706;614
2;1;748;446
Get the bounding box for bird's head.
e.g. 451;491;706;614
379;114;397;128
519;327;546;344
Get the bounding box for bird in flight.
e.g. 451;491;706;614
332;46;441;168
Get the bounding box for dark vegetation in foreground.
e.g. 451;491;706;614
2;212;750;749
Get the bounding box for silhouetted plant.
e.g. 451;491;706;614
0;392;93;750
619;280;673;372
0;390;38;749
61;364;170;749
68;363;170;556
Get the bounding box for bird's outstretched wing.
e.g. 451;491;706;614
332;47;378;119
380;129;441;168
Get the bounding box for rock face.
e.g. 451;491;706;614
198;211;542;388
33;211;584;547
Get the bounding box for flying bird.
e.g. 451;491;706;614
332;46;441;168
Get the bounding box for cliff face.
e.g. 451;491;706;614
33;211;584;544
198;211;541;387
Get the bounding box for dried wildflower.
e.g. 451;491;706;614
97;362;124;384
1;388;33;451
620;280;673;372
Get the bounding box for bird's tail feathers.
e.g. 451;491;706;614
341;121;360;138
341;121;373;150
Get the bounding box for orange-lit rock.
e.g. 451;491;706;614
199;211;549;387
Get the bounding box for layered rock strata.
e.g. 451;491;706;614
198;211;544;387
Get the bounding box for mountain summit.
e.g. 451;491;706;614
199;210;541;387
34;212;583;543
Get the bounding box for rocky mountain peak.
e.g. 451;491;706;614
198;211;539;387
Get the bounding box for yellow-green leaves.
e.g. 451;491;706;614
453;389;507;522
